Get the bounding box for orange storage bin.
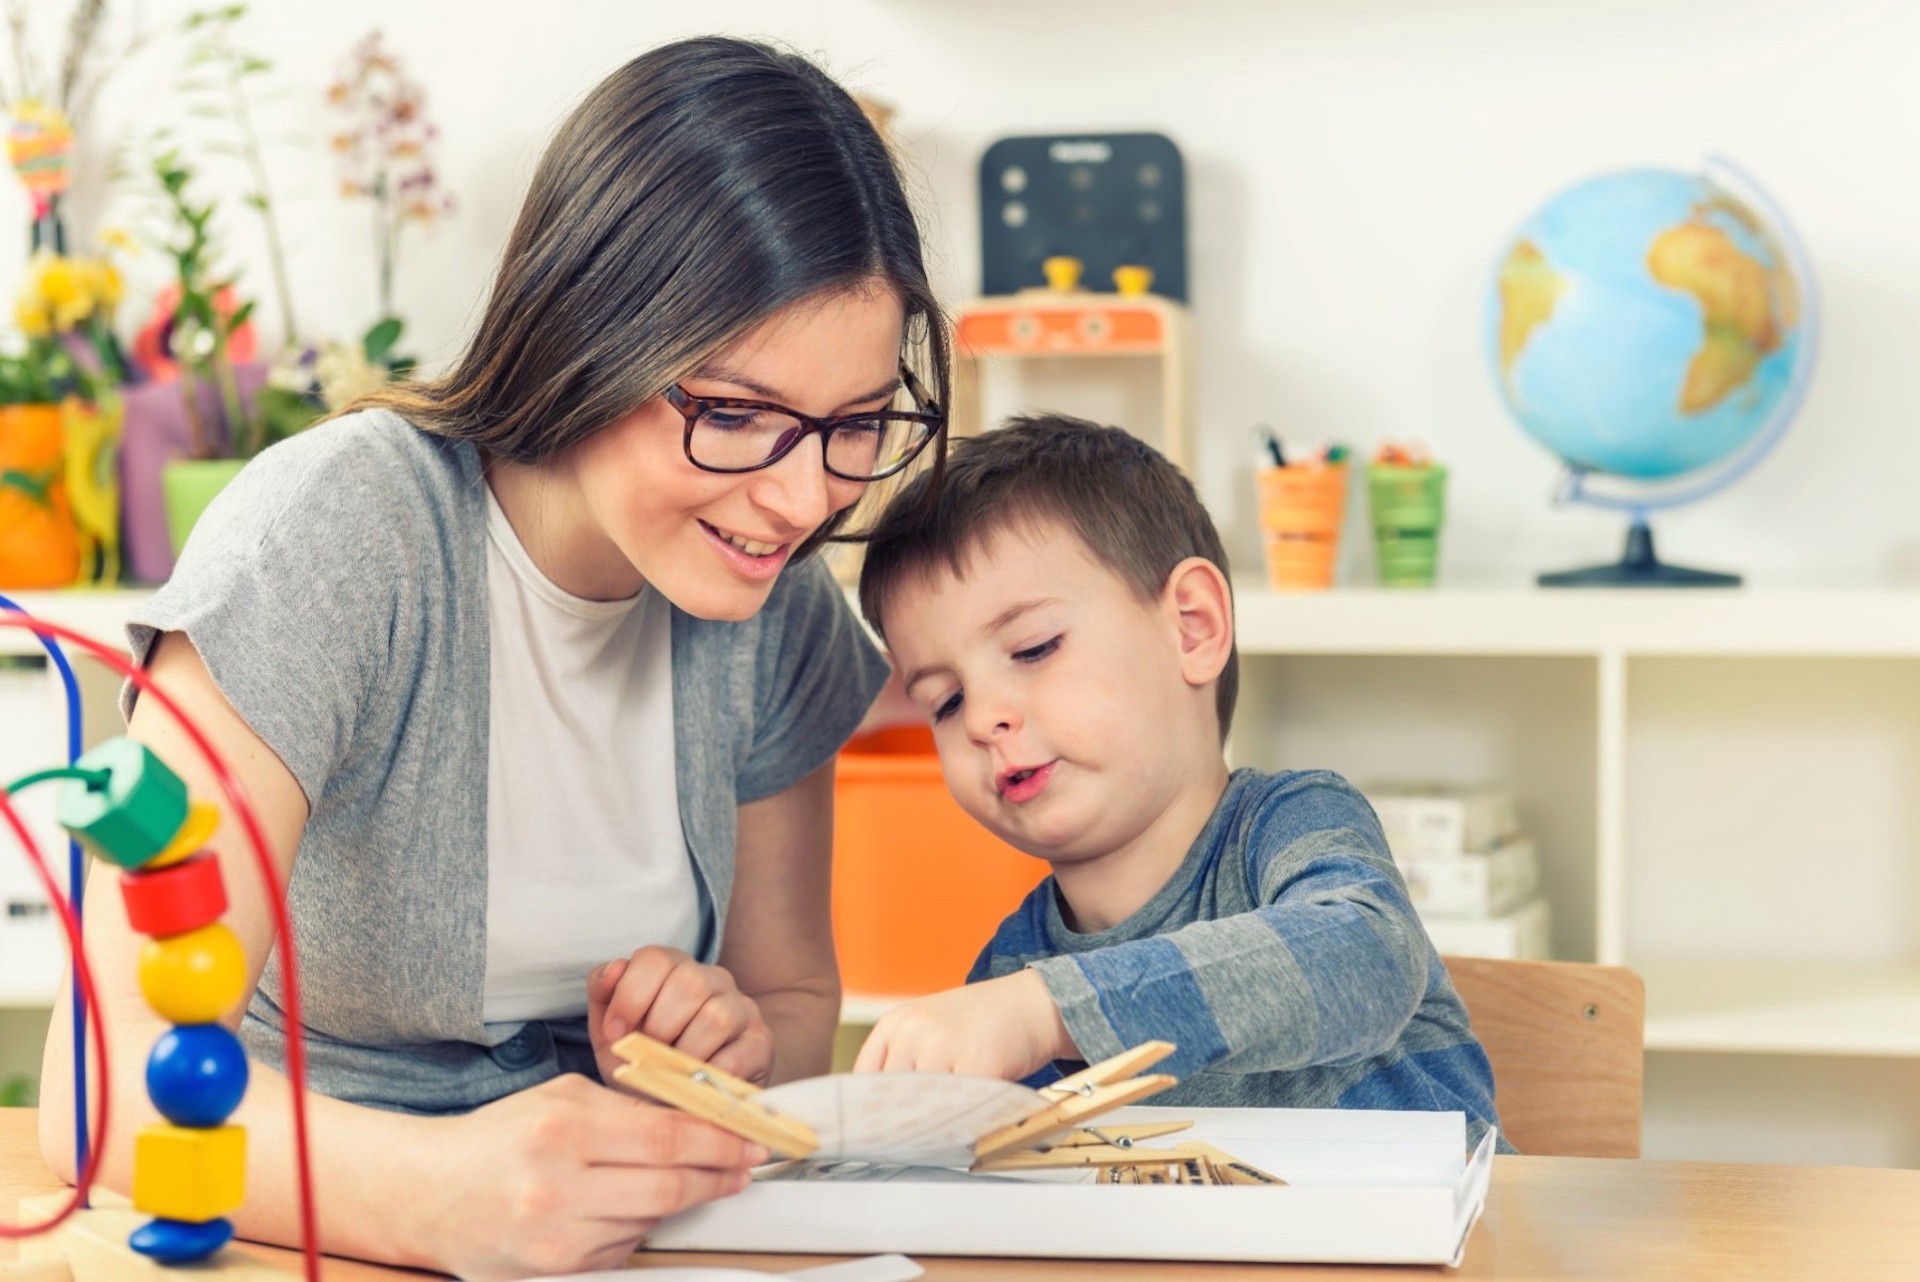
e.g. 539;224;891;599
833;725;1044;997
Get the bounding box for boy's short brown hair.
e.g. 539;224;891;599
857;414;1238;741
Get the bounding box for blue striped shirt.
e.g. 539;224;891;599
968;768;1507;1150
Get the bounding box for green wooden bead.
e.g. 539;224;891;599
56;738;189;870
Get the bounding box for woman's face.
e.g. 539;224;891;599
567;284;907;620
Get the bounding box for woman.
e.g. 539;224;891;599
39;35;947;1279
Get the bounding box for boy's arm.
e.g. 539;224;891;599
1030;830;1429;1080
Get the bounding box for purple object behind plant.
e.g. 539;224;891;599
120;363;269;583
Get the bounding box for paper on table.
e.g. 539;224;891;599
509;1250;923;1282
754;1073;1041;1165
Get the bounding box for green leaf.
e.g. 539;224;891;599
243;193;268;212
226;300;257;333
0;468;55;505
363;316;404;363
240;57;272;75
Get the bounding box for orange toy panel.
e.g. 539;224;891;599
833;726;1044;996
958;304;1166;355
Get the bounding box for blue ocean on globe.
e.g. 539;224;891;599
1489;168;1807;482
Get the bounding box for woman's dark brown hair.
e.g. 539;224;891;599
357;35;949;556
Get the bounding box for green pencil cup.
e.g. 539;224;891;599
1367;464;1448;588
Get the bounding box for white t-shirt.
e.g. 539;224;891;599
480;488;703;1023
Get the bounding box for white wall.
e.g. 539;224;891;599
13;0;1918;585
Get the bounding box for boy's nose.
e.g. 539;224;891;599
964;698;1019;745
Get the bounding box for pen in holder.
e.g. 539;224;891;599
1256;460;1348;591
1367;448;1447;588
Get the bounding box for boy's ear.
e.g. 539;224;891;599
1162;557;1234;690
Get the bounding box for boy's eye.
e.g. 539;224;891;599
932;691;963;723
1013;636;1061;663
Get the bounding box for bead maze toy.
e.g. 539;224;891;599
0;599;321;1282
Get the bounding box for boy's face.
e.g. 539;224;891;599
883;518;1217;868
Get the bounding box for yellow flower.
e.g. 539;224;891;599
99;226;137;254
83;260;122;311
14;293;52;338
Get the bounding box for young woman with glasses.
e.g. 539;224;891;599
38;36;947;1279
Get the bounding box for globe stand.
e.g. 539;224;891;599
1538;519;1739;588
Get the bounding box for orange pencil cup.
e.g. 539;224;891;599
1256;464;1348;590
832;726;1044;997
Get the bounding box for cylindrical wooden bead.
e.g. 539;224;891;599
121;856;227;939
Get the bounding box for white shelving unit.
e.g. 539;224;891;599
1221;581;1920;1167
0;589;151;1013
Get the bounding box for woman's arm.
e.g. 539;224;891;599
39;633;764;1279
720;759;842;1083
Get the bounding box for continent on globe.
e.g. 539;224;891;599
1646;218;1781;414
1496;240;1565;390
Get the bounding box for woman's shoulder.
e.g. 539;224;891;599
187;409;485;575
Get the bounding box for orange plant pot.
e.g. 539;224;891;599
833;725;1045;997
1256;464;1347;590
0;403;82;589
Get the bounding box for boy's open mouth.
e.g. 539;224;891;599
996;760;1057;803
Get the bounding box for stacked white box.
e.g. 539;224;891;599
0;657;66;998
1363;782;1551;960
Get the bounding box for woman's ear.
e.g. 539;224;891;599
1163;557;1234;689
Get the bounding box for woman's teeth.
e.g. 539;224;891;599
720;529;780;557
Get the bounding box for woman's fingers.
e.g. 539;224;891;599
568;1162;753;1222
583;1094;770;1170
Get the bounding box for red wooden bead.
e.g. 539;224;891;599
120;855;228;939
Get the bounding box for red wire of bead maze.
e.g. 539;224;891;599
0;612;322;1282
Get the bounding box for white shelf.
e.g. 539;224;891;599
1641;960;1920;1058
0;981;58;1010
0;589;154;658
840;993;913;1025
1232;584;1920;657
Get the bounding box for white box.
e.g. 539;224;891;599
1365;784;1518;857
652;1106;1496;1267
1401;837;1539;919
1420;897;1552;960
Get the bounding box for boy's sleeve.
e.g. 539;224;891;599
1026;776;1429;1081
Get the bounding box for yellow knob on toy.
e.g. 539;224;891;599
139;923;247;1024
1041;255;1083;292
1113;264;1154;296
146;801;221;870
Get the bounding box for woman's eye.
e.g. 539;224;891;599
1013;636;1061;663
700;408;764;431
933;691;963;723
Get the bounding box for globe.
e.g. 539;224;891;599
1487;159;1817;586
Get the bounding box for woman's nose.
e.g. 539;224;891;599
751;440;855;534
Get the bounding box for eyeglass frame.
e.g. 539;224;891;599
661;363;946;481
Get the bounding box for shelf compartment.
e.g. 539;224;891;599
1641;959;1920;1057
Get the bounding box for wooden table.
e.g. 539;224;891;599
4;1109;1915;1279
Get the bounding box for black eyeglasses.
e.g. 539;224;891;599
662;364;945;482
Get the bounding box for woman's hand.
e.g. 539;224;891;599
588;946;775;1086
852;970;1074;1080
413;1073;768;1280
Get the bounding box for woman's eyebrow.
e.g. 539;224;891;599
688;366;903;411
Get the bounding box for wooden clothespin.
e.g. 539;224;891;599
608;1032;819;1160
971;1041;1179;1165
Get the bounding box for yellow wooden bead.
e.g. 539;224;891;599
138;924;246;1024
132;1123;245;1222
146;801;221;870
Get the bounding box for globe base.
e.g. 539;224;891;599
1539;520;1740;589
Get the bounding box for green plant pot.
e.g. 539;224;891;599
161;458;247;558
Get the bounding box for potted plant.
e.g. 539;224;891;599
0;248;131;588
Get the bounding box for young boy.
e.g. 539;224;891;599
851;415;1503;1147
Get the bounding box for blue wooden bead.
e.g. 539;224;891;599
146;1024;249;1128
128;1215;234;1262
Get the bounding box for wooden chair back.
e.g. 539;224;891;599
1442;955;1645;1157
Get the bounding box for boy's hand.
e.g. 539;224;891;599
852;970;1075;1079
588;946;774;1087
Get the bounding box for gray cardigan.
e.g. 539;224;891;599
126;411;888;1113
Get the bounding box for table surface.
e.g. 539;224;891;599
4;1109;1917;1280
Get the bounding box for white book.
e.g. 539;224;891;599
1365;783;1519;858
1399;837;1539;919
1420;897;1552;960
